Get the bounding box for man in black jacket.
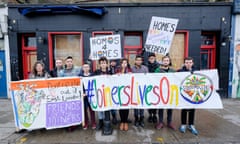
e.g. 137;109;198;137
50;58;63;77
146;53;159;123
94;56;113;135
178;57;198;135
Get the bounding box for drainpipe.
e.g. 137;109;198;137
228;14;235;98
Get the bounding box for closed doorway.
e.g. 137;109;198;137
22;34;37;79
0;50;7;98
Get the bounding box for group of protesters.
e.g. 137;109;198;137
29;54;199;136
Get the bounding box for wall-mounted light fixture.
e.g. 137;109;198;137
37;36;44;44
221;35;232;47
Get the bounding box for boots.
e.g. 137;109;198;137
102;120;113;135
134;116;139;127
112;114;117;125
96;119;103;130
139;116;144;128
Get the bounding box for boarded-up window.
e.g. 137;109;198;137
155;33;186;70
54;34;83;67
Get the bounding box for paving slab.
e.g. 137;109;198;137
1;99;240;143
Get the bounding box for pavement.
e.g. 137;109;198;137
1;98;240;144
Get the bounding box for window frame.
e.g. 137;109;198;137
200;32;216;69
124;32;143;49
48;32;84;70
21;33;37;79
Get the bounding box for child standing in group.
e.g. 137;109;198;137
155;55;176;130
178;57;199;135
116;58;132;131
79;62;96;130
131;55;149;127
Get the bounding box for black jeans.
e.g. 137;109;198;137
181;109;195;125
148;109;157;115
119;109;129;123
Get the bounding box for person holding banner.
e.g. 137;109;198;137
146;53;159;124
109;60;117;75
94;56;113;135
131;55;149;128
59;56;81;132
50;58;63;77
116;58;132;131
59;56;81;77
29;61;51;79
178;57;199;135
154;55;176;130
79;62;96;130
108;59;118;125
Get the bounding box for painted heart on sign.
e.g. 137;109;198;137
15;84;45;128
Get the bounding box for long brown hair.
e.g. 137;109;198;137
32;61;46;76
119;58;131;73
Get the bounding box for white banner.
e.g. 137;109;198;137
82;69;223;111
90;34;122;60
145;16;179;55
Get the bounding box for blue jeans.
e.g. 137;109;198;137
98;112;104;120
158;109;173;124
134;109;144;117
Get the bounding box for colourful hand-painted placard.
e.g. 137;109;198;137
90;34;121;60
10;77;83;130
145;16;179;55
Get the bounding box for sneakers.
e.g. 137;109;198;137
139;120;144;128
188;125;198;135
134;116;139;127
155;122;164;129
83;123;88;130
134;120;140;127
91;123;96;130
179;125;186;133
167;122;176;130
